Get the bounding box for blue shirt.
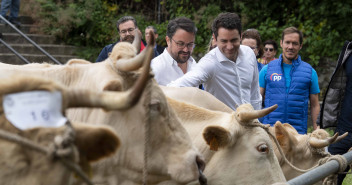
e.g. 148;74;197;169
259;63;320;94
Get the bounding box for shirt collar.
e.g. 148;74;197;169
216;46;243;64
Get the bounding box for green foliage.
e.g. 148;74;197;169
240;0;352;66
343;172;352;185
36;0;119;61
192;5;221;54
35;0;352;63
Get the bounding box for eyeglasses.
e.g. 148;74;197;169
171;38;196;49
264;48;274;52
120;28;135;35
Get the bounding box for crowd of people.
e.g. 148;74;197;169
98;13;321;134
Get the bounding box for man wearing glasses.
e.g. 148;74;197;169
168;13;262;111
96;16;146;62
151;17;197;86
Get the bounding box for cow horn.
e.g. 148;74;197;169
237;104;278;122
132;29;141;54
116;31;155;72
309;132;348;148
66;45;153;110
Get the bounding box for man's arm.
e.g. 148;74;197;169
259;65;268;107
309;68;321;130
260;87;265;100
167;59;214;87
310;94;320;130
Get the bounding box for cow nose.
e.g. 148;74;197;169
196;156;207;185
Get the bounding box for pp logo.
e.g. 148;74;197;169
270;73;282;81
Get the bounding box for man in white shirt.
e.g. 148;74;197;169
151;17;197;86
168;12;262;110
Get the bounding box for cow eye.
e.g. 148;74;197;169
257;144;269;153
149;100;161;112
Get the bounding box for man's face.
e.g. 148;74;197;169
119;20;136;43
166;29;195;63
280;33;302;63
145;28;158;44
215;28;241;61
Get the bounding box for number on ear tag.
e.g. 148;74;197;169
3;91;67;130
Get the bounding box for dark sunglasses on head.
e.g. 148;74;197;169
264;48;274;52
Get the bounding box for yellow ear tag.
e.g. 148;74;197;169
209;137;219;151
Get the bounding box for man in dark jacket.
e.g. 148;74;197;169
319;41;352;185
96;16;146;62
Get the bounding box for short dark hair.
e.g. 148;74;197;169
263;40;278;51
146;25;158;34
242;29;263;58
281;27;303;45
116;16;137;32
212;12;242;39
166;17;197;38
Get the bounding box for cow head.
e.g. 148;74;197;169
0;76;125;185
166;98;285;184
201;104;285;184
271;121;348;181
0;123;120;185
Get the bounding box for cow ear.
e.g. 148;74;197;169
203;126;231;151
73;124;120;162
274;121;298;152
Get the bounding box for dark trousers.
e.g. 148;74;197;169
328;130;352;185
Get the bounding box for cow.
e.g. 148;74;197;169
166;97;286;184
0;31;205;184
0;75;126;185
163;86;348;184
270;121;348;184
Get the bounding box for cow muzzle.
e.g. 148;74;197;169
196;156;207;185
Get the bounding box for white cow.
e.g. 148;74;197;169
270;121;348;184
167;97;286;184
0;32;205;184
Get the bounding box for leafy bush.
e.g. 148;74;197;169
34;0;352;64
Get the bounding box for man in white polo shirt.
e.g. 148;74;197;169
168;12;261;110
151;17;197;86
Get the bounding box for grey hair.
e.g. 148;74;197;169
116;16;137;32
146;25;158;34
